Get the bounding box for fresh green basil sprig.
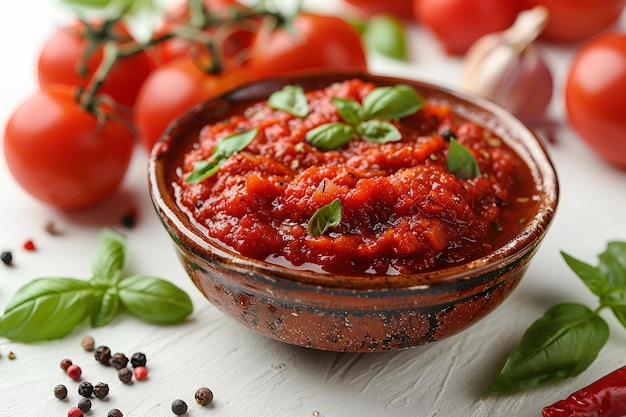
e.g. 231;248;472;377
306;84;424;149
0;228;193;342
307;198;343;236
268;85;310;117
490;241;626;393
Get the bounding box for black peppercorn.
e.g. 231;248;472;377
77;398;92;412
78;381;94;398
54;384;68;400
130;352;147;368
171;399;188;415
1;251;13;266
194;387;214;406
94;346;112;365
109;352;129;370
107;408;123;417
118;368;133;384
93;382;110;399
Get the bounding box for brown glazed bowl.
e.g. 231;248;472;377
148;72;559;352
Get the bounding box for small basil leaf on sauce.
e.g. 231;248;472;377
268;85;309;117
447;138;481;179
362;84;424;120
332;97;363;125
186;128;259;183
357;119;402;143
307;198;343;236
306;122;356;151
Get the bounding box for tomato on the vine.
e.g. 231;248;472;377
248;13;368;78
38;20;157;109
3;87;135;210
565;32;626;169
412;0;523;55
134;58;253;151
521;0;625;43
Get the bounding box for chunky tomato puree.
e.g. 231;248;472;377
177;79;537;275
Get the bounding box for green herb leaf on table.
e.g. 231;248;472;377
306;122;356;151
447;138;481;179
307;198;343;236
268;85;310;117
598;241;626;287
186;128;258;183
0;228;193;342
362;14;408;61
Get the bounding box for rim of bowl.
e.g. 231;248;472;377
148;71;559;292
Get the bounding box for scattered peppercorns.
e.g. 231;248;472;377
133;366;148;381
66;364;82;381
1;251;13;266
195;387;214;406
93;382;110;399
109;352;129;370
94;346;112;365
130;352;146;368
7;351;16;360
44;220;64;236
22;239;36;251
171;399;188;415
121;207;138;228
107;408;123;417
80;335;95;352
60;358;73;371
77;398;92;412
67;406;84;417
54;384;68;400
118;368;133;384
78;381;94;398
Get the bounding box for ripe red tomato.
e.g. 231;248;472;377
521;0;625;43
248;13;368;78
38;21;157;109
3;87;135;210
412;0;523;55
342;0;415;17
134;58;252;151
565;32;626;169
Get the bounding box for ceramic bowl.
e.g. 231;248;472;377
148;72;559;352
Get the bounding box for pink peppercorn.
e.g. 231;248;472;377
67;406;84;417
23;240;36;251
66;364;82;381
133;366;148;380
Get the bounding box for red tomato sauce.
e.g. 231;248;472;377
177;79;537;275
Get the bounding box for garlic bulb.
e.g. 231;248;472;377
462;6;553;122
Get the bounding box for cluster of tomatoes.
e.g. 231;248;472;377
3;0;368;211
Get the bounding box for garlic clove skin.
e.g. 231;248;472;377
462;6;553;123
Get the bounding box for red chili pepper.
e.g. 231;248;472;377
542;366;626;417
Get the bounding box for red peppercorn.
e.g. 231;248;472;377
23;240;36;251
133;366;148;380
67;406;84;417
66;364;82;381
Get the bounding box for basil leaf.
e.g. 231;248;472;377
363;14;408;61
601;288;626;328
307;198;342;236
490;303;609;393
598;241;626;288
447;138;481;179
185;159;222;183
90;287;120;328
306;122;356;151
362;84;424;120
357;119;402;143
91;228;126;286
332;97;363;125
0;278;95;342
561;250;609;297
118;275;193;324
268;85;309;117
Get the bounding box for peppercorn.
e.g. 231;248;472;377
60;358;73;371
121;207;138;228
107;408;123;417
78;381;94;398
67;406;84;417
118;368;133;384
93;382;110;399
134;366;148;381
80;336;95;352
109;352;129;370
66;364;82;381
130;352;147;368
171;399;188;415
195;387;214;406
1;251;13;266
94;346;112;365
77;398;91;413
7;351;15;360
54;384;68;400
23;239;36;251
